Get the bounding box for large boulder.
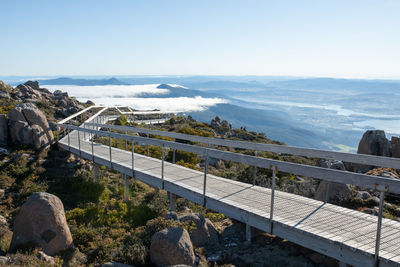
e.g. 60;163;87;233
150;227;195;266
0;114;8;145
345;130;392;172
8;103;53;149
315;159;351;203
178;213;219;247
10;192;73;255
357;130;392;157
392;136;400;158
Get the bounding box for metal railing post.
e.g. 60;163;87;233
67;129;71;152
125;131;128;151
77;129;81;157
109;133;112;168
269;165;277;234
91;131;94;161
161;145;165;189
131;140;135;177
173;138;176;164
253;151;258;185
147;133;150;156
374;190;386;266
203;151;209;207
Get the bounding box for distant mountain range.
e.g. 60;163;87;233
38;77;127;86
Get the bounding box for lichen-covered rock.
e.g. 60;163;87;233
179;213;219;247
150;227;195;266
10;192;73;255
0;114;8;145
8;103;53;149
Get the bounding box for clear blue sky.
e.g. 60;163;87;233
1;0;399;78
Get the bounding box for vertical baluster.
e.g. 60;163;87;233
173;138;176;164
203;151;209;207
91;131;94;161
125;131;128;151
269;165;277;234
109;133;112;168
161;145;165;189
253;151;258;185
131;139;135;178
147;133;150;156
77;129;81;157
374;189;386;266
67;128;71;152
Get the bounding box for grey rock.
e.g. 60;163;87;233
165;211;178;221
0;114;8;145
356;191;371;200
178;213;219;247
37;251;55;264
102;262;135;267
358;130;392;157
0;90;10;99
392;136;400;158
0;256;9;264
10;192;73;255
0;215;6;224
315;181;351;203
150;227;195;266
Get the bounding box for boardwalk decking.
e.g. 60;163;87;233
59;130;400;267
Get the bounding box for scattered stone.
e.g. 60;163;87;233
0;256;9;264
150;227;195;266
37;251;55;264
86;100;95;105
10;192;73;255
356;191;371;200
165;211;178;221
102;262;135;267
0;215;6;224
178;213;219;247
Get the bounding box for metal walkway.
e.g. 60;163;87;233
57;106;400;267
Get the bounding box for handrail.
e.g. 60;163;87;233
57;105;106;124
84;122;400;170
59;123;400;194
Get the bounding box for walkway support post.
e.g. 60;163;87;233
125;131;128;151
161;145;165;189
324;182;331;203
374;189;386;267
122;173;129;200
253;151;258;185
269;165;277;234
203;151;209;207
246;222;251;243
169;192;176;212
94;163;99;182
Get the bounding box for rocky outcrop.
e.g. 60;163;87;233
8;103;53;149
392;136;400;158
0;115;8;145
102;262;135;267
10;192;73;255
179;213;219;247
357;130;392;157
150;227;195;266
315;159;351;203
345;130;393;172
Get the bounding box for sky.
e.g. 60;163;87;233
1;0;399;79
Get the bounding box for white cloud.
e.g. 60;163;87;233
44;84;227;112
44;84;170;98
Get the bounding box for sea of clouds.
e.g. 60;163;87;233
44;84;227;112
